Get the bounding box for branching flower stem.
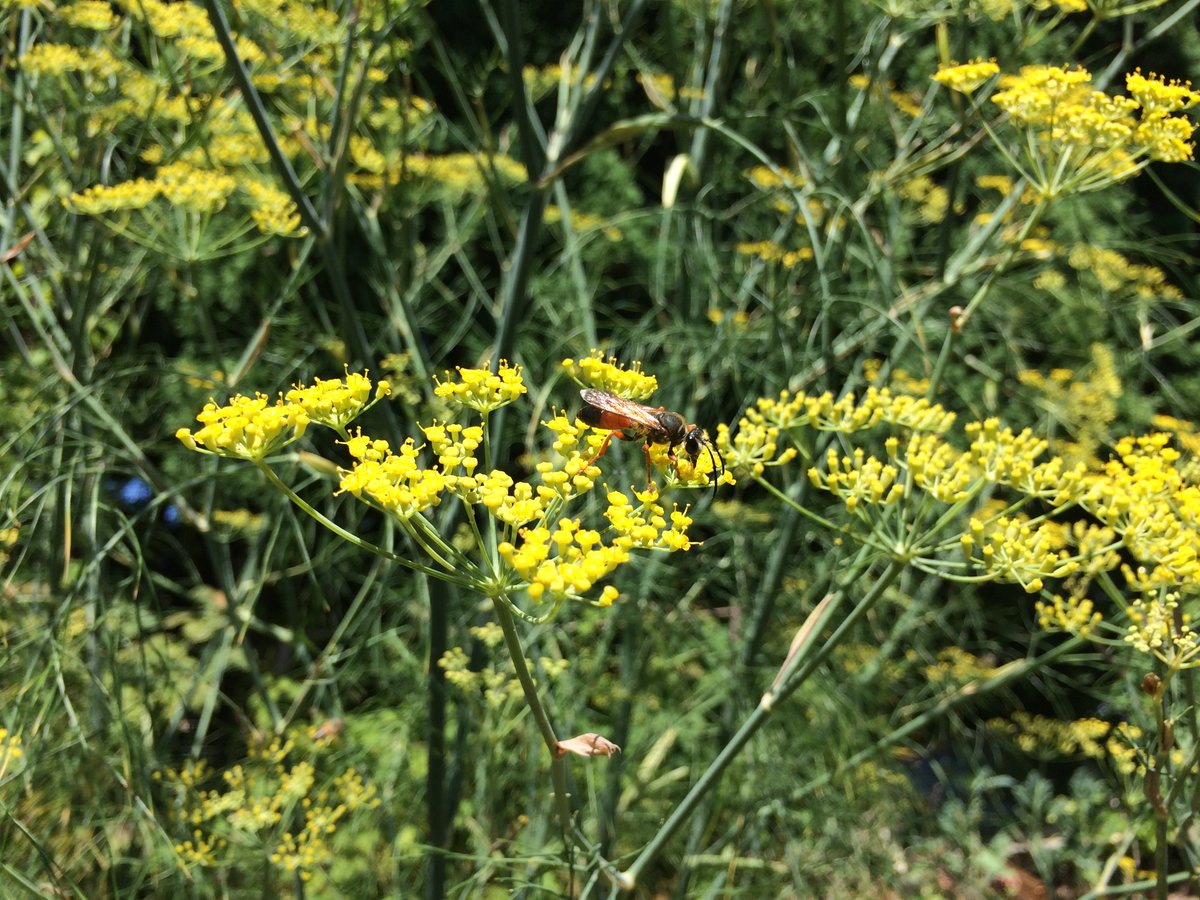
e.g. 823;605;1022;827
253;460;464;583
750;473;869;547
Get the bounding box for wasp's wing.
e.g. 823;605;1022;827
579;389;663;430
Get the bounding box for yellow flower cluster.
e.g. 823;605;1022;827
714;417;796;477
0;522;19;570
975;174;1039;204
66;178;160;214
961;516;1079;593
1083;433;1200;592
1013;66;1195;185
544;205;624;242
19;43;91;77
898;174;950;224
1066;245;1183;300
722;387;958;478
776;387;957;435
31;0;441;245
637;72;706;103
808;447;904;513
901;433;977;502
734;241;813;269
174;830;225;866
159;734;379;879
606;490;694;551
433;361;526;412
211;508;267;535
500;520;627;606
0;727;23;779
423;422;483;475
498;492;693;606
242;179;306;237
727;384;1179;609
1018;344;1122;464
745;164;804;191
919;646;1001;684
988;712;1110;758
438;630;553;707
965;419;1087;504
933;59;1000;94
1107;722;1145;775
340;436;447;519
1036;592;1103;637
521;63;600;100
847;75;922;118
399;153;528;197
65;161;303;233
538;413;604;501
561;351;658;399
181;359;710;611
1124;591;1200;668
177;371;387;460
177;393;310;460
286;371;391;431
60;0;118;30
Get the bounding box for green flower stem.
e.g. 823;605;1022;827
926;197;1049;397
253;460;462;583
750;472;868;545
476;413;502;574
495;592;565;626
200;0;324;238
1150;685;1169;900
792;634;1085;804
489;594;575;840
402;510;479;575
618;559;905;890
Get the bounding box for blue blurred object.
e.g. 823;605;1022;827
117;477;153;508
108;477;182;528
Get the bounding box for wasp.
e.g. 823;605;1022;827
576;388;724;493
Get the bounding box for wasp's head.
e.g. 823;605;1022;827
682;427;725;493
681;427;707;460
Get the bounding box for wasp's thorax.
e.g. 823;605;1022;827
653;410;687;442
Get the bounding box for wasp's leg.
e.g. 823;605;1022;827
585;430;618;467
642;442;659;490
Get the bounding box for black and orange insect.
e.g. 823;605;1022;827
576;388;724;493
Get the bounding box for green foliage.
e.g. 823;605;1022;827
4;0;1200;895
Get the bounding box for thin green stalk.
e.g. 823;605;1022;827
490;595;575;843
200;0;325;238
424;576;449;900
926;197;1049;397
280;545;390;728
3;264;208;529
686;0;734;176
1151;684;1169;900
618;559;905;890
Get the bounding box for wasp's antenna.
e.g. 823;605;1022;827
705;442;724;498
